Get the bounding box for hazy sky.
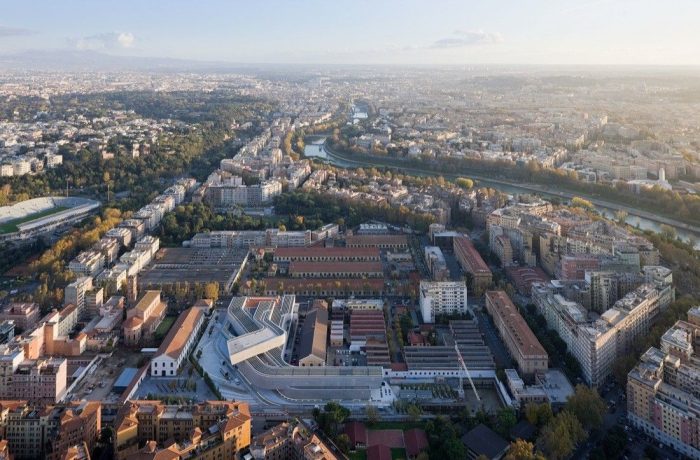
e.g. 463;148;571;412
1;0;699;66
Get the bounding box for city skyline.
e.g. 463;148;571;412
1;0;700;66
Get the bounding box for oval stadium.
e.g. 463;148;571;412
0;196;101;243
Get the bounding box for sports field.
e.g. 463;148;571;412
0;206;69;234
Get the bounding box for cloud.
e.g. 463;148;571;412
75;32;135;51
0;25;33;38
431;30;503;49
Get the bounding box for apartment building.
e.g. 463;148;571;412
424;246;449;281
311;223;339;242
267;229;311;248
68;250;105;277
533;280;674;386
1;357;67;403
250;420;339;460
64;276;93;313
114;400;251;460
484;291;548;377
0;303;39;331
0;400;101;460
453;235;492;296
627;311;700;459
93;237;120;265
492;234;514;267
419;281;468;323
105;227;133;247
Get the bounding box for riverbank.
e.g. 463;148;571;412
306;136;700;248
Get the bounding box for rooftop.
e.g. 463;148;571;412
155;307;205;360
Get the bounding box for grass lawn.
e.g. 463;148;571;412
154;316;177;340
348;451;367;460
391;448;407;460
0;206;69;234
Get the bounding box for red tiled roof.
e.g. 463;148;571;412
404;428;429;457
274;247;379;258
344;421;367;446
289;261;383;274
454;236;491;274
366;444;392;460
367;430;404;449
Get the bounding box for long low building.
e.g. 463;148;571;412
345;234;408;249
453;235;493;295
245;278;385;297
288;261;383;278
404;320;496;374
138;247;248;293
484;290;548;377
404;346;496;372
273;247;380;263
150;306;206;377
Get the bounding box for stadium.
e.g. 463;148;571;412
0;196;101;243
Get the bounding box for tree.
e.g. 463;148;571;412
660;224;677;240
524;402;552;427
366;403;380;425
323;402;350;436
203;282;219;302
426;416;465;459
615;210;628;225
571;196;594;210
538;411;586;460
496;407;517;437
335;433;351;454
407;404;422;422
565;384;606;430
456;177;474;190
505;439;546;460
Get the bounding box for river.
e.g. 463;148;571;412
304;136;700;249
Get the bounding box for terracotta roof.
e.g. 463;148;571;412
485;290;547;359
289;261;383;274
454;235;491;274
344;421;367;446
123;316;143;329
262;278;384;291
274;247;379;258
366;444;392;460
155;307;205;359
134;291;161;312
404;428;428;457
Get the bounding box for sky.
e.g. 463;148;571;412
0;0;699;66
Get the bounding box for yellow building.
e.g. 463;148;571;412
115;400;251;460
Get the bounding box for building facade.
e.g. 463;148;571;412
419;281;468;323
